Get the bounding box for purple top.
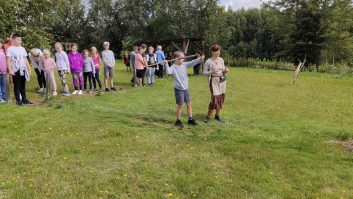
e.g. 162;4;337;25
68;52;83;73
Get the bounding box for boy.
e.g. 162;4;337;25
165;51;204;128
102;41;116;92
6;33;33;106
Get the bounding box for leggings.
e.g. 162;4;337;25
58;70;69;92
72;72;83;91
35;68;46;88
93;69;102;90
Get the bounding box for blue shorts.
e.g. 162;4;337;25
174;88;191;105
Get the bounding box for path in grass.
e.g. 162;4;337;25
0;62;353;198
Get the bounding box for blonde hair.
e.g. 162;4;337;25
91;46;98;55
43;49;51;56
173;51;184;59
103;41;110;46
30;48;41;56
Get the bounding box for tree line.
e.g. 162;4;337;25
1;0;352;70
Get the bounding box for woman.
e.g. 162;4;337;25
204;44;229;123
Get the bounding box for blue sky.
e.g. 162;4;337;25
220;0;264;10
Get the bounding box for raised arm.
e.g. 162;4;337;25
185;58;201;68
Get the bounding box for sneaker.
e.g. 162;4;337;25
188;118;198;126
0;99;5;103
72;90;79;95
37;88;44;93
22;100;33;105
175;119;184;129
105;88;110;92
78;90;83;95
53;91;58;96
62;92;71;97
215;115;224;123
204;117;210;123
16;100;23;106
111;87;117;91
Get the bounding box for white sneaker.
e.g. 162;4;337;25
72;90;78;95
38;88;44;93
78;90;83;95
53;91;58;96
0;99;5;103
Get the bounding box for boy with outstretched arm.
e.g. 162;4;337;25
165;51;204;129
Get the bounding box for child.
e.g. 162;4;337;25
134;47;147;87
145;46;157;86
29;48;46;93
83;50;96;93
102;41;116;92
68;44;84;95
124;52;131;72
41;49;57;96
0;39;8;103
165;51;204;128
91;47;102;92
6;33;33;106
54;42;70;96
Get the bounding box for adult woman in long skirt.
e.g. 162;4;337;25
204;44;229;123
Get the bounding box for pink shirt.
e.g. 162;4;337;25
135;54;145;70
0;49;8;74
41;58;56;72
92;54;101;69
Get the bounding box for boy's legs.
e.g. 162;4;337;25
19;73;27;102
12;71;22;102
176;104;183;120
186;102;193;119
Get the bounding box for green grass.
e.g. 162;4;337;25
1;61;353;198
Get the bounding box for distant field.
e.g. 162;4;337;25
0;61;352;198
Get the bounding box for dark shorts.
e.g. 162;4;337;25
136;69;145;78
174;88;191;105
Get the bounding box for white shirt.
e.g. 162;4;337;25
6;46;28;75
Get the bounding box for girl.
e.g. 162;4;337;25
91;47;102;92
145;46;157;86
55;42;70;96
68;44;83;95
124;52;131;72
0;39;8;103
203;44;229;123
83;50;95;93
41;49;57;96
29;48;46;93
134;47;147;87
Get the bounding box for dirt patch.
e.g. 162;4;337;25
332;139;353;152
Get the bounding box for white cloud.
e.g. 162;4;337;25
220;0;265;10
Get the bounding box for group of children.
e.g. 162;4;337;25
129;44;167;87
1;33;226;128
0;33;118;106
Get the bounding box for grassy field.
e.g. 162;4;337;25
0;61;353;198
